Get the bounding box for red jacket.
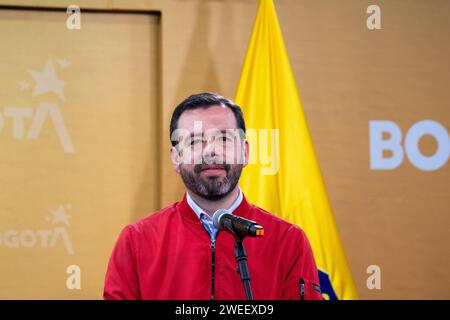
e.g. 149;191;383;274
104;193;322;300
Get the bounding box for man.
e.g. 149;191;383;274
104;93;322;300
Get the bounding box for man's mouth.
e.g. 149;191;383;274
200;165;226;175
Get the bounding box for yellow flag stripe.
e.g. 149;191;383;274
235;0;358;299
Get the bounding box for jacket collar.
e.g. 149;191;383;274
177;191;252;225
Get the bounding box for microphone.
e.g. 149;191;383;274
212;209;264;238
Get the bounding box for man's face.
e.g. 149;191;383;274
171;105;249;200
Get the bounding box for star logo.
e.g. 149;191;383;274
47;204;72;226
28;60;67;101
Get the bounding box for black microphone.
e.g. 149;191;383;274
212;209;264;238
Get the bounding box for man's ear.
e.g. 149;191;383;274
243;139;250;167
170;146;181;173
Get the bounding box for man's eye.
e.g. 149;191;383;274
190;138;202;145
223;135;233;142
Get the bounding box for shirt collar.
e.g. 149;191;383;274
186;188;243;220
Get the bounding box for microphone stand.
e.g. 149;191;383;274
234;235;253;300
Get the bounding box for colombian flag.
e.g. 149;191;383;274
235;0;358;299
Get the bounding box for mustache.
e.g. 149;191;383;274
194;163;231;174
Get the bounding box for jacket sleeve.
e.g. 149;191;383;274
282;226;323;300
103;225;141;300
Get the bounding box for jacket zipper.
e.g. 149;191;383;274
210;237;216;300
299;278;305;300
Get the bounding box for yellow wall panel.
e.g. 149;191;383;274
0;8;160;299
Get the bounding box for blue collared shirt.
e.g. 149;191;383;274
186;188;243;240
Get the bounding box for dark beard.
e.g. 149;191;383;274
180;163;243;201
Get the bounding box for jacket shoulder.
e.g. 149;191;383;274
248;204;307;238
249;204;302;227
126;202;179;234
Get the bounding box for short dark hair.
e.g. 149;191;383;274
169;92;246;147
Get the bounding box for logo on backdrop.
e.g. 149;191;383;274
0;59;75;153
0;204;75;255
369;120;449;171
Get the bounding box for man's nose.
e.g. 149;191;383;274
203;138;217;158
